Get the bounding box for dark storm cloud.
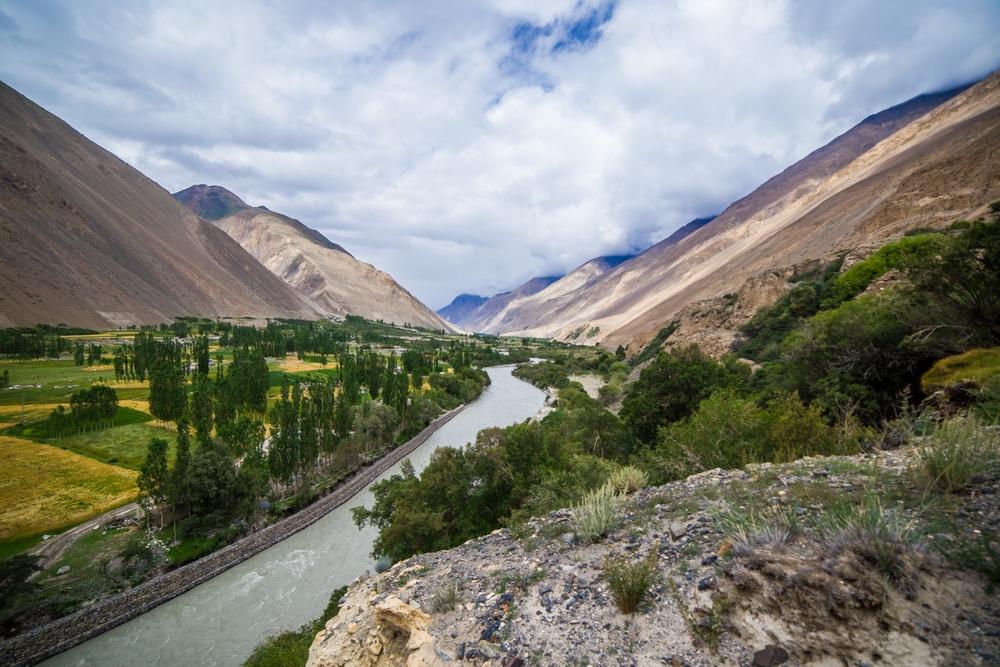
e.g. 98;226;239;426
0;0;998;308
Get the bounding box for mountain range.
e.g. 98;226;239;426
0;80;454;332
4;68;1000;351
437;75;1000;358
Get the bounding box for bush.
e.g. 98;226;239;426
373;555;393;574
242;585;345;667
620;345;748;446
916;416;999;492
606;466;647;494
571;483;624;543
603;549;659;613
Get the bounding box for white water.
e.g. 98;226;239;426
43;366;545;667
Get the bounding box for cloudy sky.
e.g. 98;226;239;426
2;1;999;309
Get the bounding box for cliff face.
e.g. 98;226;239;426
0;81;322;329
213;209;460;332
305;448;999;667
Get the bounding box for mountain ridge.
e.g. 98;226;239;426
211;207;459;332
465;77;993;349
0;80;322;329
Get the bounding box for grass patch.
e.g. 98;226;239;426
429;580;465;613
606;466;648;495
822;493;921;587
51;422;177;470
0;436;138;541
921;347;1000;393
915;416;999;493
5;406;154;442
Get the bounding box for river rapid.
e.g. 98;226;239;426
42;365;546;667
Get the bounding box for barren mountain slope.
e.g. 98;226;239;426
486;77;990;346
0;81;321;329
455;276;561;332
213;208;460;332
467;218;712;335
436;294;489;328
604;71;1000;352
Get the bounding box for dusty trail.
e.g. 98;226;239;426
28;503;139;573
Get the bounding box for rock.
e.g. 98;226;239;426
56;566;70;575
502;658;525;667
478;640;501;658
753;644;790;667
669;522;688;540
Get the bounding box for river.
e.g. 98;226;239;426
42;365;546;667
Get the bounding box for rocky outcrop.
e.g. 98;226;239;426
308;588;447;667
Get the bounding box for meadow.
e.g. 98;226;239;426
0;435;138;542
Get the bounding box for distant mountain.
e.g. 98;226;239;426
474;78;996;352
458;219;710;335
209;207;460;332
437;294;489;326
0;81;321;329
454;276;561;332
172;184;251;221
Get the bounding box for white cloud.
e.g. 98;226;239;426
1;0;998;308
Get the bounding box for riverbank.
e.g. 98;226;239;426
0;405;467;667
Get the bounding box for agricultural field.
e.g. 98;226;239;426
0;436;138;542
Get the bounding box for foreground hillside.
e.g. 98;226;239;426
307;446;999;667
0;82;321;329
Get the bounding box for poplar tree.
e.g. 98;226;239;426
138;438;170;527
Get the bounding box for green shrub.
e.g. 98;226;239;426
916;416;999;492
606;466;647;494
571;483;624;543
603;548;659;613
242;585;346;667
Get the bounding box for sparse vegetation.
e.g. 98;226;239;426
823;493;922;587
429;580;465;613
603;548;659;614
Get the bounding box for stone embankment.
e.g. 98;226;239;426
0;405;467;667
307;448;1000;667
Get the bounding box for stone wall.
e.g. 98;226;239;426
0;405;466;667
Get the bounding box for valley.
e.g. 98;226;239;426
1;39;1000;667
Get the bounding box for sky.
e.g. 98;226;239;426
1;1;999;310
